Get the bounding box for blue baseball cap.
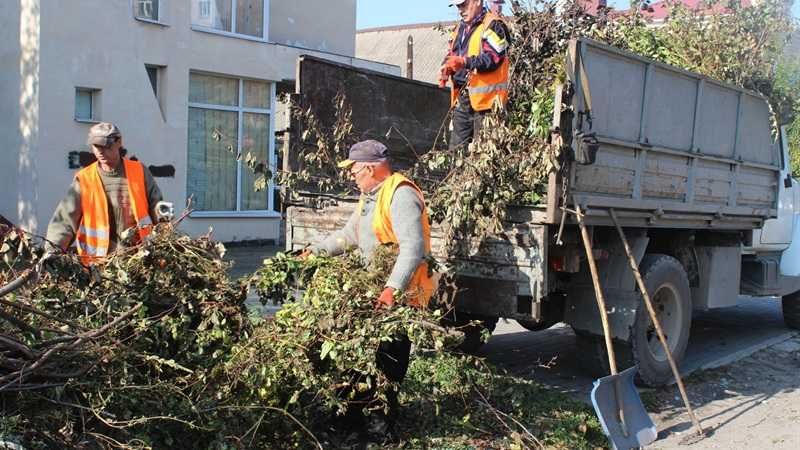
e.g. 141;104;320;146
337;140;389;168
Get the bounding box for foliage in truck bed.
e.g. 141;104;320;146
279;0;798;255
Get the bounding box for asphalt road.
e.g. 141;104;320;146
483;298;796;401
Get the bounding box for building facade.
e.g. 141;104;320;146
0;0;398;243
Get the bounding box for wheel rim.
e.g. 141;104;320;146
646;284;683;363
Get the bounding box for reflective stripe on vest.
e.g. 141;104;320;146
77;240;108;257
77;225;110;240
357;173;436;308
468;82;509;95
449;12;510;111
75;159;152;265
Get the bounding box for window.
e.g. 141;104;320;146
75;88;100;122
145;65;167;120
187;73;275;214
134;0;160;21
145;65;159;97
191;0;268;39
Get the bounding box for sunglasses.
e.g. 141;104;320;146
350;165;370;177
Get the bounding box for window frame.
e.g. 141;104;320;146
132;0;167;24
190;0;270;43
187;73;278;218
74;87;100;123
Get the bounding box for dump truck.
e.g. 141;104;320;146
282;38;800;386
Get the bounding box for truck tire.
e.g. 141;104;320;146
630;254;692;386
782;291;800;330
517;319;553;332
575;254;692;386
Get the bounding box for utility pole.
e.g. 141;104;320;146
406;35;414;80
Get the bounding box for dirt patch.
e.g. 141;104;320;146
649;335;800;449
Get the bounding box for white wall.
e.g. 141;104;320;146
0;0;23;225
270;0;357;56
0;0;398;243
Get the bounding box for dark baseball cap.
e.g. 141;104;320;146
337;140;389;168
87;122;122;147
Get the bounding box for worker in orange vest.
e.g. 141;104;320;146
304;139;434;438
440;0;510;151
46;122;163;265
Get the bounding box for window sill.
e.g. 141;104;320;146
189;210;281;219
75;118;101;124
135;17;169;27
191;26;268;43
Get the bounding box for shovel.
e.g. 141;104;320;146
575;205;657;450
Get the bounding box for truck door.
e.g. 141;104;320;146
779;130;800;277
755;127;795;247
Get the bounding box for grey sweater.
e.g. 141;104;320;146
46;162;163;252
310;183;426;292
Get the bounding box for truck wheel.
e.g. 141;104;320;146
630;254;692;386
782;291;800;329
517;319;553;332
574;254;691;387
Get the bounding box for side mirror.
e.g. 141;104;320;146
786;174;794;189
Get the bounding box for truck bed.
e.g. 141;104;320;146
283;38;781;321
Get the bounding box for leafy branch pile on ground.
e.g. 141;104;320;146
241;246;608;448
1;222;611;448
0;224;252;449
399;352;607;449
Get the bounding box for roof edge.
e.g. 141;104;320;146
357;20;457;34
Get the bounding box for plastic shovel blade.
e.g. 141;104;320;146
590;366;658;450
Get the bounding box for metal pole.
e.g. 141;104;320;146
608;208;706;439
406;35;414;80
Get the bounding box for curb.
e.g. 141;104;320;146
695;331;799;372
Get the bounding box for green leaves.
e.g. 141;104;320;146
319;340;335;360
235;245;463;426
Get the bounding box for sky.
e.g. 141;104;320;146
356;0;800;30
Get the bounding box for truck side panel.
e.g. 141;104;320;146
565;39;780;229
287;203;550;321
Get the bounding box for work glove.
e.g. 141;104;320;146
438;66;451;88
375;287;396;309
298;249;313;260
443;55;467;73
439;74;449;88
155;201;175;223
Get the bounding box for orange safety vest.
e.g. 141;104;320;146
449;11;510;111
75;159;152;265
358;173;435;308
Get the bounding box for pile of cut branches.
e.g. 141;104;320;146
0;226;465;448
0;224;251;448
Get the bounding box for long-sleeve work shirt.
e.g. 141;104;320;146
310;183;426;292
